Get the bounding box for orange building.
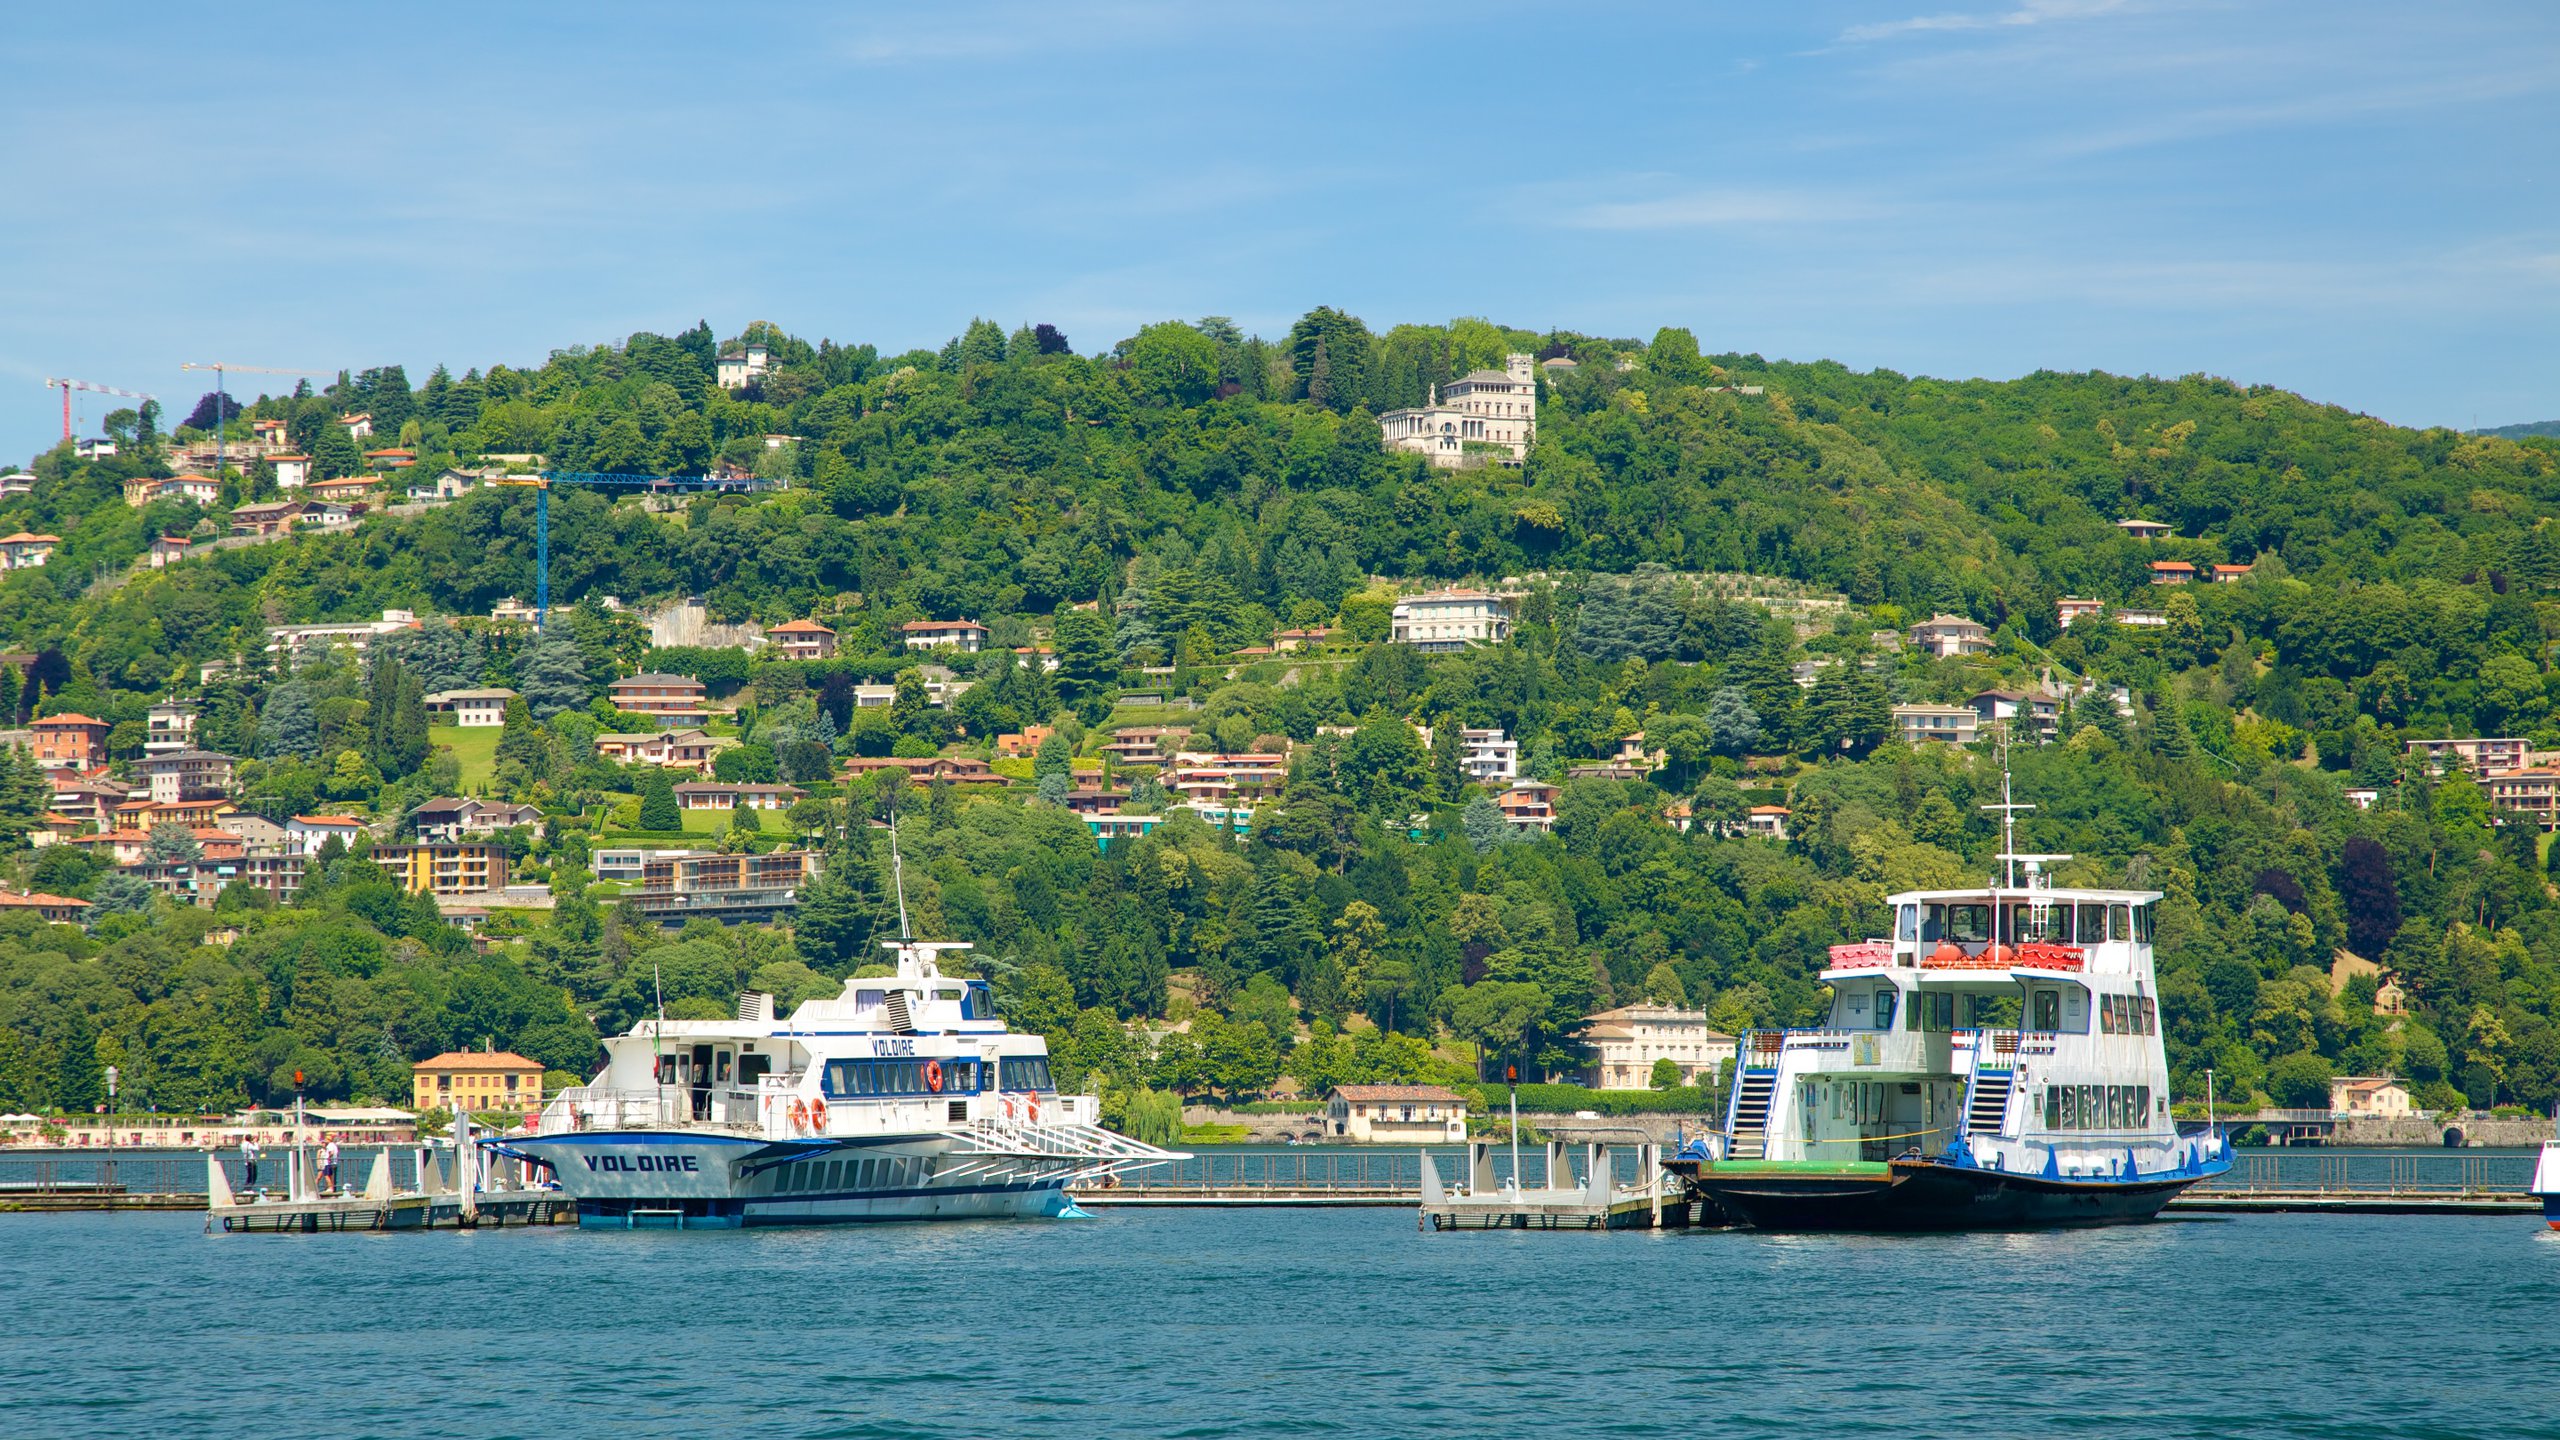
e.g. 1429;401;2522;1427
31;713;111;770
412;1050;548;1115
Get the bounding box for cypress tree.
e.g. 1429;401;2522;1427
636;770;681;832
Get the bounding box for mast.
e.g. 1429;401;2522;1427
1978;724;2035;949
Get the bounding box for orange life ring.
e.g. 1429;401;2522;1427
1025;1094;1040;1123
808;1097;828;1131
791;1098;810;1132
924;1060;944;1094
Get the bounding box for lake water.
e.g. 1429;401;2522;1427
3;1209;2555;1438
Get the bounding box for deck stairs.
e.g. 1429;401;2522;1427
1966;1070;2015;1138
1728;1072;1777;1159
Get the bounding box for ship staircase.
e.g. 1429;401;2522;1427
1727;1071;1777;1160
1961;1029;2021;1142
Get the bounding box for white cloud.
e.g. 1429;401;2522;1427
1550;186;1900;231
1841;0;2134;44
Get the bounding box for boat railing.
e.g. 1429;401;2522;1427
534;1086;763;1136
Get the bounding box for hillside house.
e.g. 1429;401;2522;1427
607;673;711;725
0;531;60;569
1378;354;1538;468
1908;614;1991;657
716;343;772;390
900;619;989;653
1391;590;1512;651
270;454;311;488
2148;560;2197;586
768;619;837;661
594;728;733;772
1892;704;1980;746
425;688;517;727
672;781;804;811
30;714;111;771
1579;1004;1736;1090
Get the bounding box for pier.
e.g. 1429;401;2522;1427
1068;1145;2541;1216
1;1143;2540;1219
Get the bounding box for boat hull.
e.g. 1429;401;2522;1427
1687;1158;2210;1232
509;1130;1084;1228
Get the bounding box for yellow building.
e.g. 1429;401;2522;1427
413;1050;547;1115
370;842;509;897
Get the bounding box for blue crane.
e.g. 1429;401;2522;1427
489;470;720;631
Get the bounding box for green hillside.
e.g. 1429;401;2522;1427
2;313;2558;1121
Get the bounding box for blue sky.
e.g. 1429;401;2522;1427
4;1;2555;460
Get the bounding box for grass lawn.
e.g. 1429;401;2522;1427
434;724;501;790
681;807;780;834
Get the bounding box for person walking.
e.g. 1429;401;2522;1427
239;1136;261;1194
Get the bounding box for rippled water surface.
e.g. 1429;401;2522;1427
6;1209;2557;1438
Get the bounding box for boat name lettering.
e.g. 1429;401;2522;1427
580;1153;703;1173
872;1038;917;1056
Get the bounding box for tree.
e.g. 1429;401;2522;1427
2266;1051;2335;1110
1650;1056;1682;1090
517;632;589;719
1124;321;1221;408
1461;795;1515;854
1052;610;1116;703
2335;837;2402;960
312;420;361;480
1287;307;1373;412
146;820;203;865
636;770;682;832
1703;685;1762;756
260;680;319;760
91;872;154;916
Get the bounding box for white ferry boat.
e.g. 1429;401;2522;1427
1672;850;2229;1230
504;935;1181;1227
2533;1116;2560;1230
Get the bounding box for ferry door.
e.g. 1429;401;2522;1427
690;1044;714;1120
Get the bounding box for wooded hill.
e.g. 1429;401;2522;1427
2;312;2558;1121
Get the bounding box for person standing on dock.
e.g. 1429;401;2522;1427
319;1139;341;1195
239;1136;261;1194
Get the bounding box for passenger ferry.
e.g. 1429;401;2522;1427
1672;847;2229;1230
503;934;1182;1227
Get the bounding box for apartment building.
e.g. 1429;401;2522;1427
633;849;822;925
370;842;510;897
767;619;838;660
1892;704;1981;746
2405;737;2528;778
606;673;711;725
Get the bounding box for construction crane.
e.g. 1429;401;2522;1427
490;470;720;631
181;362;335;474
43;377;158;442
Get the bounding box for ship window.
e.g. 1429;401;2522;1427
2031;990;2060;1031
2133;903;2157;945
2141;997;2156;1035
2074;904;2104;942
2100;997;2116;1034
1873;989;1896;1031
738;1055;772;1088
656;1056;677;1085
856;990;885;1010
1945;905;1990;943
1896;906;1919;942
2110;906;2132;942
2044;1085;2061;1129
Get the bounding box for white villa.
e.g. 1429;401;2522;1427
1580;1003;1737;1090
1379;354;1539;468
1391;590;1512;652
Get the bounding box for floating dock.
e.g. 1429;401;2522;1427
1418;1139;1684;1231
206;1121;571;1234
